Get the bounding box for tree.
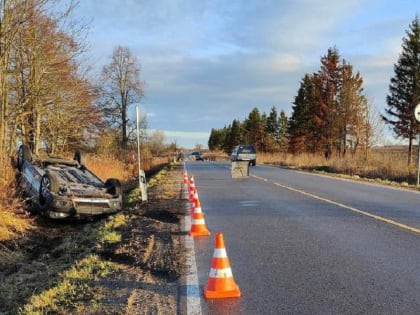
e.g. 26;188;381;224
288;47;370;157
315;47;341;158
382;15;420;164
338;61;368;156
208;128;221;151
100;46;144;149
362;101;384;158
265;106;280;152
288;74;316;154
0;0;94;157
243;107;263;149
278;110;288;151
0;0;35;160
226;119;241;152
148;130;166;156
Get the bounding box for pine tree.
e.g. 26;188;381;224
315;47;341;158
278;110;289;151
288;74;316;153
266;106;279;135
383;15;420;164
243;107;263;149
228;119;242;151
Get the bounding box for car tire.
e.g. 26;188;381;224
39;173;59;207
105;178;122;197
73;150;86;168
17;144;32;171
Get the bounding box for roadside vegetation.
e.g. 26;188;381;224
1;161;183;314
258;147;417;187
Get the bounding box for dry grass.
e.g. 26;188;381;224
84;153;135;182
86;153;171;183
258;146;417;186
0;159;32;242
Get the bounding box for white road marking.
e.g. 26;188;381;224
252;174;420;235
183;163;202;314
184;215;203;315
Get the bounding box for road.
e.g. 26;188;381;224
184;161;420;315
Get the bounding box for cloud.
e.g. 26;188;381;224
148;129;210;148
74;0;419;148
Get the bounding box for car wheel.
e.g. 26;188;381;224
17;144;32;171
39;173;59;207
73;150;86;168
105;178;122;197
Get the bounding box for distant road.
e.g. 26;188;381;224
185;161;420;314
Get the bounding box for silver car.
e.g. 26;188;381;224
230;144;257;166
17;145;122;219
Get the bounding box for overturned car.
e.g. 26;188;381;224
17;145;122;219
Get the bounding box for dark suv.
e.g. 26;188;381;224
230;144;257;166
191;151;204;161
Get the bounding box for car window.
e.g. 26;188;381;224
238;146;256;154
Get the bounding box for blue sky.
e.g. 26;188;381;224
72;0;419;149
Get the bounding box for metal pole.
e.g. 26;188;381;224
136;106;141;185
136;106;147;201
417;135;420;186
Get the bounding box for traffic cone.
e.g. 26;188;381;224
204;233;241;299
183;171;188;185
192;189;200;207
189;211;210;237
191;198;203;216
189;187;196;203
188;175;197;202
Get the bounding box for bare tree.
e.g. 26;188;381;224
100;46;144;149
364;101;385;153
0;0;37;160
0;0;94;157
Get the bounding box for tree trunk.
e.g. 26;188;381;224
34;109;42;155
408;138;412;166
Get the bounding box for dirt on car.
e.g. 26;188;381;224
0;163;189;314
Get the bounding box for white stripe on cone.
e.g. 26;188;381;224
192;218;206;225
194;206;202;214
209;268;233;278
213;248;227;258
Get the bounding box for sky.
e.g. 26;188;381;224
71;0;419;149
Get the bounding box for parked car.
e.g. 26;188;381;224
190;151;204;161
230;144;257;166
16;144;122;219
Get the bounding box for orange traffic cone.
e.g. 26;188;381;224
204;233;241;299
191;198;203;216
192;189;200;206
189;211;210;237
189;175;197;200
183;171;188;185
189;182;196;202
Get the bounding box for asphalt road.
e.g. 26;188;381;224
185;161;420;315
